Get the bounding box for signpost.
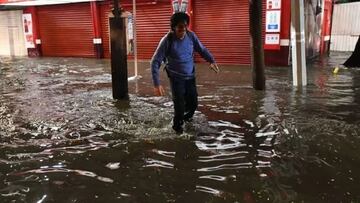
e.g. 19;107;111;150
264;0;281;50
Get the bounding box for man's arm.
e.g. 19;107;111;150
150;35;168;96
191;32;215;64
191;32;219;73
150;36;168;87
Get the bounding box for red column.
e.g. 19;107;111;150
91;1;103;58
23;6;42;57
320;0;333;54
187;0;194;31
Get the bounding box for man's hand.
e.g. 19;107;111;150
154;85;165;96
209;63;220;73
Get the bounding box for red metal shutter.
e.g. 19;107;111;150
194;0;251;65
100;0;171;60
194;0;266;65
37;3;95;57
134;2;171;60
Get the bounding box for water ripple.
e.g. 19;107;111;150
0;185;30;197
196;185;223;196
143;158;174;169
197;162;253;172
10;167;114;183
199;175;227;182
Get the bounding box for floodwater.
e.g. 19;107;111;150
0;53;359;203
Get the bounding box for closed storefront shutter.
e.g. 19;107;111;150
0;11;11;56
37;3;94;57
194;0;265;65
133;1;171;60
100;0;171;60
0;10;27;56
194;0;251;65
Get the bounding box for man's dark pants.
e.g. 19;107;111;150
169;77;198;130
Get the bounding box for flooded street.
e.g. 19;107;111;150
0;53;359;202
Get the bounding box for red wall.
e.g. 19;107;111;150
264;0;291;66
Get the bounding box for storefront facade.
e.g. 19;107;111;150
0;0;333;66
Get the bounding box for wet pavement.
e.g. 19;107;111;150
0;52;359;202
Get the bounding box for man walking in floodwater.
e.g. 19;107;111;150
150;12;220;134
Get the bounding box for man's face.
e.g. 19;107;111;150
175;22;188;39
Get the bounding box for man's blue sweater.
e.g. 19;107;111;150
150;31;215;86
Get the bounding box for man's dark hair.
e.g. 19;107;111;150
170;12;190;31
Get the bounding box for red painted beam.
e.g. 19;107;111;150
91;1;103;58
91;1;101;38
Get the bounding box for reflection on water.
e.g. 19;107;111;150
1;53;360;202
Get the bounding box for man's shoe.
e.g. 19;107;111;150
172;125;183;134
184;117;193;122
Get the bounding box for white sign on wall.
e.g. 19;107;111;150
127;15;133;40
265;34;280;45
265;10;281;33
22;14;35;48
127;14;134;54
266;0;281;10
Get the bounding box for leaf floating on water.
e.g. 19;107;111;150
259;173;268;177
105;162;121;170
97;176;114;183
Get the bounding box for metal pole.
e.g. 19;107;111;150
110;0;129;100
132;0;138;77
291;0;307;86
249;0;266;90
